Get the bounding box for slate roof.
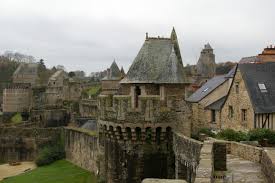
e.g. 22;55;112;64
205;96;227;110
204;43;213;50
102;61;122;80
120;38;187;84
225;65;237;78
239;56;261;64
13;63;38;76
239;62;275;113
49;70;65;81
187;75;228;102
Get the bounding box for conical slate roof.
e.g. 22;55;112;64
121;31;187;84
204;43;213;50
102;60;122;80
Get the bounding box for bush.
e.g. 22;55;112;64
217;129;248;142
198;128;216;137
248;128;275;144
35;143;65;166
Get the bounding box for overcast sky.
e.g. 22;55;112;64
0;0;274;74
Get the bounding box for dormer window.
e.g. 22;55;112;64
258;83;267;93
202;88;209;92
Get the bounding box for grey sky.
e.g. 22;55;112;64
0;0;274;74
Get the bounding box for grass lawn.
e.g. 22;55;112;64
1;160;97;183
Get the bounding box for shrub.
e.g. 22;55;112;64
198;128;216;137
248;128;275;144
35;143;65;166
217;129;248;142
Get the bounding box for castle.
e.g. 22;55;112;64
1;28;275;183
97;28;192;182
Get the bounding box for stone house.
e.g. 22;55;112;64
2;63;38;114
98;28;192;182
220;62;275;131
186;67;235;133
45;70;82;105
2;83;32;113
12;63;38;86
45;70;67;105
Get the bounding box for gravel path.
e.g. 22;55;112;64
0;162;36;181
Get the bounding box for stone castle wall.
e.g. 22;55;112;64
30;108;69;127
0;127;61;163
64;127;99;174
3;88;32;113
173;132;203;182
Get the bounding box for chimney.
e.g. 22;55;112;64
146;32;148;39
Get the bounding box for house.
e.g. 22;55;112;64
13;63;38;86
220;62;275;131
45;70;82;105
187;67;235;133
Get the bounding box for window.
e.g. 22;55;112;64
135;86;141;108
242;109;247;121
258;83;267;93
235;82;239;94
228;105;233;118
203;88;209;92
211;110;216;123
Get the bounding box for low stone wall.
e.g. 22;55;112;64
0;127;61;162
142;179;187;183
261;150;275;183
229;142;262;163
173;132;203;182
64;127;98;174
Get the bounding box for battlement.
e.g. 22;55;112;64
99;123;172;144
98;94;181;124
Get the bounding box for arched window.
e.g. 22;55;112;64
135;127;142;141
126;127;132;140
156;127;162;144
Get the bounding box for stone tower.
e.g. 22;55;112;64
98;28;192;183
196;43;216;78
101;60;124;95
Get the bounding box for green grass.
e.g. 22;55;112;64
1;160;97;183
10;113;22;124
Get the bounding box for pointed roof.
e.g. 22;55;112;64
120;67;125;77
204;43;213;50
13;63;38;76
102;60;122;80
120;29;188;84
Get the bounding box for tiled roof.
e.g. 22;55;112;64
205;96;227;110
239;63;275;113
186;75;227;102
120;38;187;84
